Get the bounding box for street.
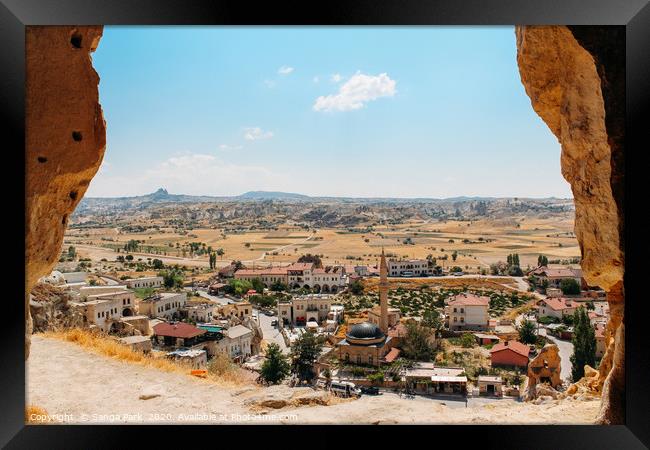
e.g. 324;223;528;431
256;309;290;354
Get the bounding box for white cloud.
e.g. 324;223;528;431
218;144;243;151
313;72;397;112
86;153;280;197
243;127;274;141
277;66;294;75
330;73;343;83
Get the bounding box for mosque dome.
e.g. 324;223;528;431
346;322;385;340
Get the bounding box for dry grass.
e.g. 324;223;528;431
42;328;252;387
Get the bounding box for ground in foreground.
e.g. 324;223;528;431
27;336;599;425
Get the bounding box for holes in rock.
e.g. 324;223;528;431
72;131;83;142
69;191;78;201
62;215;67;225
37;156;47;163
71;33;82;49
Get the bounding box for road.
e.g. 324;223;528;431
257;310;289;354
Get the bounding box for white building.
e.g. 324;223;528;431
182;304;217;323
387;259;432;277
445;293;490;331
218;325;253;361
72;290;137;332
138;292;187;319
278;294;338;326
124;276;164;289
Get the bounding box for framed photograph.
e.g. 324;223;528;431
2;0;648;447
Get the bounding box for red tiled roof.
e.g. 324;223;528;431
153;322;206;339
448;293;490;307
490;340;530;358
286;262;314;271
539;297;577;311
529;266;579;278
384;347;401;363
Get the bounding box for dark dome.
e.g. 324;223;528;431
347;322;385;340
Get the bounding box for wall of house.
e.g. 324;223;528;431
491;349;529;368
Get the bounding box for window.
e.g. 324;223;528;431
369;355;373;365
357;355;362;364
461;308;465;313
460;317;464;323
453;317;457;322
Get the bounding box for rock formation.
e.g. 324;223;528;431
524;343;562;401
515;25;625;424
25;26;105;358
29;283;85;333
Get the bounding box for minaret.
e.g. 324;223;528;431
379;248;389;333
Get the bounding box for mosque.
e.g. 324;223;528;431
336;249;399;366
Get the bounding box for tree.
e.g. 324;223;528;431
460;333;476;348
560;278;581;295
451;251;458;262
260;343;290;385
270;280;288;292
570;307;596;381
290;331;322;383
251;278;265;294
67;246;76;259
208;252;216;269
159;268;184;289
401;322;436;361
349;279;364;295
422;308;443;331
227;279;253;297
297;253;323;268
125;254;134;261
518;319;537;345
537;255;549;267
152;258;164;270
216;248;225;259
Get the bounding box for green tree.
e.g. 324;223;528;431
152;258;164;270
537;255;549;267
297;253;323;268
290;331;322;383
460;333;476;348
159;268;184;289
451;251;458;262
560;278;581;295
570;307;596;381
125;254;134;261
251;278;265;293
349;279;364;295
216;248;225;259
227;279;253;297
518;319;537;345
422;308;443;331
260;343;290;385
401;322;435;361
270;280;288;292
67;246;77;259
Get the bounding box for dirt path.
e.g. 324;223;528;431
27;336;599;425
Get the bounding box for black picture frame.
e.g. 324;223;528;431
2;0;649;448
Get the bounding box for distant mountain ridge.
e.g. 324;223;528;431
84;188;570;203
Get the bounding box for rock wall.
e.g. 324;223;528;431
515;25;625;424
25;26;106;358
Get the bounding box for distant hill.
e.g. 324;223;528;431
237;191;311;200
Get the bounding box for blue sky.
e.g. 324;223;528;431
88;26;571;198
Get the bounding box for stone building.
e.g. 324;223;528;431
138;292;187;319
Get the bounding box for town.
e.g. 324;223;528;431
31;225;609;416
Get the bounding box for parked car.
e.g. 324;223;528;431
271;319;278;326
360;386;380;395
